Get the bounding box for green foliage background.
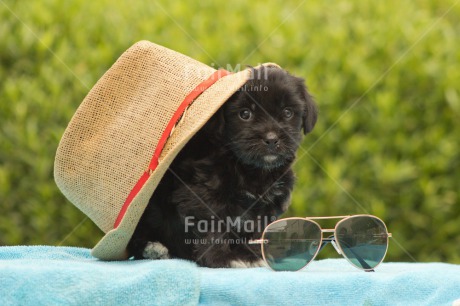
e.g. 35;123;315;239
1;0;459;263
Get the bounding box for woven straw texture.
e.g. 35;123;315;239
54;41;253;260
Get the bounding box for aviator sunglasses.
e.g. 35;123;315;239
249;215;392;272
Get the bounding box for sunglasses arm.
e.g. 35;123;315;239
322;235;375;272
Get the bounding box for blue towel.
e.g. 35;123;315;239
1;246;459;306
0;246;200;306
200;259;460;306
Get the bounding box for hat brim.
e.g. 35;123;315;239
91;69;251;260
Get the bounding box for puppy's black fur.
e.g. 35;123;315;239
128;66;317;267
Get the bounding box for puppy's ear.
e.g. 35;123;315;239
203;107;226;140
296;79;318;135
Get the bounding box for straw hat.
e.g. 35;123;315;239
54;40;277;260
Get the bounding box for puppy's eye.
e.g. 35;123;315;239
283;107;294;119
239;109;252;121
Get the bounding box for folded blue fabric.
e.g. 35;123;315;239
200;259;460;306
0;246;200;306
1;246;459;306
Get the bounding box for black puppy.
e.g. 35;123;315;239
128;66;317;267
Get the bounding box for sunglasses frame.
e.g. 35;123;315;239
250;214;392;272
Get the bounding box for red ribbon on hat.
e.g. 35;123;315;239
114;69;231;228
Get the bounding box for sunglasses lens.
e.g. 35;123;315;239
335;216;389;270
262;219;321;271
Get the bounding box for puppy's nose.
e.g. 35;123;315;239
264;132;279;149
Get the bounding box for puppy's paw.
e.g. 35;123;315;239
142;242;170;260
229;259;267;268
229;260;251;268
248;259;268;268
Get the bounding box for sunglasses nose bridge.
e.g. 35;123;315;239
321;229;334;233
